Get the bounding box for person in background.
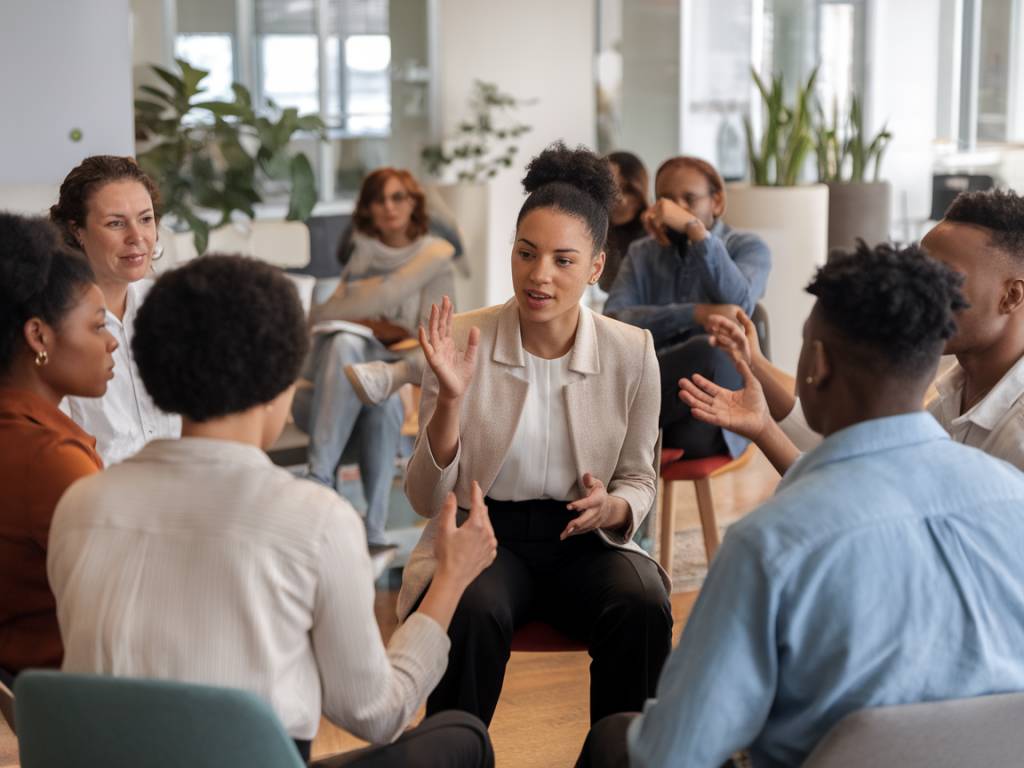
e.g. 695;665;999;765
687;188;1024;474
578;243;1024;768
295;168;456;551
49;254;497;768
600;151;649;292
49;155;181;465
399;143;672;731
603;155;770;459
0;213;115;680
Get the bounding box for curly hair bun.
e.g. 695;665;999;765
522;141;617;211
0;212;57;307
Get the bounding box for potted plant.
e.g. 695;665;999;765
815;95;893;251
134;58;325;256
419;80;532;309
724;67;829;372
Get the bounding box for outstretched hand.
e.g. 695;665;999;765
705;308;763;367
678;356;770;440
419;296;480;402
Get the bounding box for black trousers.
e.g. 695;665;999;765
426;499;672;727
297;711;493;768
657;334;743;457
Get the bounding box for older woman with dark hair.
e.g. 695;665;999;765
0;213;116;677
49;155;181;465
295;168;456;551
48;254;496;768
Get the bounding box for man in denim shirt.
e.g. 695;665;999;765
604;156;770;457
577;244;1024;768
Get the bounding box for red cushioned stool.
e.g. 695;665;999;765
658;445;754;572
510;620;587;653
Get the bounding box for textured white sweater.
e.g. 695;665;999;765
48;437;449;742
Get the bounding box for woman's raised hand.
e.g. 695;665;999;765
419;295;480;402
705;309;763;368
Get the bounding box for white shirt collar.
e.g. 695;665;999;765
937;354;1024;431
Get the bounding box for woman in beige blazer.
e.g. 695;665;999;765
399;144;672;728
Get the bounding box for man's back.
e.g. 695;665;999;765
629;413;1024;767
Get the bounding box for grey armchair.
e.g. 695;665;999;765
803;692;1024;767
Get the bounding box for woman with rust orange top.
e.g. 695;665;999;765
0;213;116;683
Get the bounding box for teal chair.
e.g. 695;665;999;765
14;670;306;768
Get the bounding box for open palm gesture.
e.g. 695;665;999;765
678;356;770;440
419;296;480;401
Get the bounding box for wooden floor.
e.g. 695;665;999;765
0;449;780;768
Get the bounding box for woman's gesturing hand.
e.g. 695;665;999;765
434;483;498;588
560;473;631;540
419;295;480;402
678;356;770;441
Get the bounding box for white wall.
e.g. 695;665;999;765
866;0;942;240
436;0;597;307
0;0;134;186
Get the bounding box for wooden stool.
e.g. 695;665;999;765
658;445;755;572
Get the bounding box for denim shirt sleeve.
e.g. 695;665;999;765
627;531;779;767
603;241;697;344
689;229;772;315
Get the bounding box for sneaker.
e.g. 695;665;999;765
345;360;396;406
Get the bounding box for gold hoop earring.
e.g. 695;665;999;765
34;349;49;367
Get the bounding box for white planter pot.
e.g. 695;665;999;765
723;183;830;373
426;181;490;312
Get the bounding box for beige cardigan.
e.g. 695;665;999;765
398;299;669;619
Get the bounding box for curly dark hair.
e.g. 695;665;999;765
0;212;95;373
944;188;1024;260
517;142;618;252
807;241;968;376
132;255;309;422
50;155;162;251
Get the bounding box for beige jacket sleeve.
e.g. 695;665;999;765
310;239;455;324
603;329;660;544
403;360;462;519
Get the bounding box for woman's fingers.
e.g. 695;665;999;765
560;508;600;540
678;377;715;406
690;373;722;398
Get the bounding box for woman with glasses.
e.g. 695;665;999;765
603;156;771;458
295;168;456;551
600;151;650;292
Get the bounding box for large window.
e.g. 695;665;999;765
171;0;429;201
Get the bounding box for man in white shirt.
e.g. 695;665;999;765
682;188;1024;473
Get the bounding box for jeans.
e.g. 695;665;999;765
293;332;404;546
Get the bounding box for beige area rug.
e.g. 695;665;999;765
667;525;729;593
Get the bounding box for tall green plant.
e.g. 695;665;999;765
134;58;325;254
814;94;892;183
743;67;818;186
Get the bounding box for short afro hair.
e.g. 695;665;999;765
133;254;309;422
944;188;1024;260
518;142;617;252
0;212;94;373
807;241;967;377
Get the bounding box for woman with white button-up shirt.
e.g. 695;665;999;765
50;156;180;464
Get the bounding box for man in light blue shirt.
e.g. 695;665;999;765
604;156;770;459
577;243;1024;768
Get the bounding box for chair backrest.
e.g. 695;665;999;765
14;670;306;768
802;692;1024;768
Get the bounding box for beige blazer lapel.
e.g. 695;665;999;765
563;306;605;488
